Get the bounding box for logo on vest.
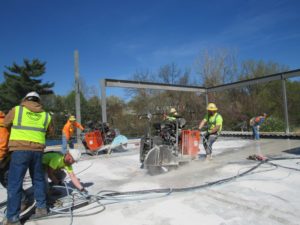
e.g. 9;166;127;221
26;112;42;121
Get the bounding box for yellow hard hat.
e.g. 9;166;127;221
69;115;76;121
206;103;218;111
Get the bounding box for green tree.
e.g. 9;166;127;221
0;59;54;110
238;60;289;121
85;96;102;122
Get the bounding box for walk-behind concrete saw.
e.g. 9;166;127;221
140;113;200;175
81;121;128;155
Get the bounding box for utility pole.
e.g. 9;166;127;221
74;50;82;141
100;79;107;123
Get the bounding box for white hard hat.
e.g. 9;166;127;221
68;149;81;162
25;91;40;100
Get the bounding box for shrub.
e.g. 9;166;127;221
260;116;285;132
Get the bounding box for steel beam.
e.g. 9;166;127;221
105;79;206;93
208;69;300;93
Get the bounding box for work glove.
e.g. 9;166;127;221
79;188;89;198
67;139;73;145
82;128;88;133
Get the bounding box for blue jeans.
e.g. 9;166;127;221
203;134;218;155
61;134;74;154
7;151;46;222
252;125;260;140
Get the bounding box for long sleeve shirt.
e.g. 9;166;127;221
62;120;84;140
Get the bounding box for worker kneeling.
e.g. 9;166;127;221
42;149;89;198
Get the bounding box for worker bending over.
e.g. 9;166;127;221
250;113;268;140
198;103;223;160
62;116;84;154
42;149;88;196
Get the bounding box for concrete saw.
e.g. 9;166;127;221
143;145;179;175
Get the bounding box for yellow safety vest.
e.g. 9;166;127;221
206;113;223;134
10;106;51;144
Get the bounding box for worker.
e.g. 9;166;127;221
164;108;178;122
0;111;10;162
249;113;268;140
42;149;88;196
0;111;10;188
198;103;223;160
2;92;54;225
62;115;84;154
0;111;32;213
0;111;9;161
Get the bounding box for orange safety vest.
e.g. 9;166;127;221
62;120;84;140
0;116;10;160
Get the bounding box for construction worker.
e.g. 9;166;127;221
62;115;84;154
198;103;223;160
0;111;10;188
2;92;54;225
250;113;268;140
0;111;31;214
0;111;9;160
164;108;178;122
42;149;88;196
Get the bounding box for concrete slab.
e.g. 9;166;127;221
1;137;300;225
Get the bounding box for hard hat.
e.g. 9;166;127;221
25;91;40;100
69;115;76;121
0;111;5;118
206;103;218;111
68;149;81;162
170;108;177;114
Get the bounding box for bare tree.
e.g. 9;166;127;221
195;48;238;87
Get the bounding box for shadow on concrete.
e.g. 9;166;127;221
283;147;300;155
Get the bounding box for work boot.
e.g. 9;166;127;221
30;208;48;219
205;154;212;161
20;200;31;212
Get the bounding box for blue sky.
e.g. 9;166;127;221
0;0;299;98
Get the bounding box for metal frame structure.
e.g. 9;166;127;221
100;69;300;134
100;79;206;123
